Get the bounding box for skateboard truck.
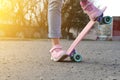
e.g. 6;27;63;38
66;8;112;62
97;14;112;24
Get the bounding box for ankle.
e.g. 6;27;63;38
51;38;60;47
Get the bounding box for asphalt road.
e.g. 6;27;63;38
0;39;120;80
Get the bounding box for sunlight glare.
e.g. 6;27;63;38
94;0;120;16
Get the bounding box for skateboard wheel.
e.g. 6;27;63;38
103;16;112;24
70;53;82;62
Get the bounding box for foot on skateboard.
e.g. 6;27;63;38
66;7;112;62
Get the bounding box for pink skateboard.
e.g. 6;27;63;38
66;7;112;62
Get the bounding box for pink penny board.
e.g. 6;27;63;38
66;7;107;56
66;20;95;55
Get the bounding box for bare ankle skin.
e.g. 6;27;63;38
51;38;61;47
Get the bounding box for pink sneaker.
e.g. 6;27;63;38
49;45;68;62
80;0;104;20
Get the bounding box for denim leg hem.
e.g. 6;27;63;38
48;33;62;38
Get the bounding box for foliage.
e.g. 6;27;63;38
62;0;89;38
0;0;89;39
0;0;48;38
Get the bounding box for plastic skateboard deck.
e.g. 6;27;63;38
66;20;95;55
66;7;107;56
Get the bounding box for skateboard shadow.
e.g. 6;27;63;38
59;60;84;63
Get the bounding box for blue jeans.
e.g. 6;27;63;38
48;0;63;38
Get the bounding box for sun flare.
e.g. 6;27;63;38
0;0;47;38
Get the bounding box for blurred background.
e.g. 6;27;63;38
0;0;120;40
0;0;89;39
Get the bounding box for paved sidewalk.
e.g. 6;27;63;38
0;40;120;80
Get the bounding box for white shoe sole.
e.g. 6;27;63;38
51;54;68;62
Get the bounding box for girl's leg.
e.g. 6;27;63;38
48;0;67;62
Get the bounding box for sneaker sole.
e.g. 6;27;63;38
51;54;68;62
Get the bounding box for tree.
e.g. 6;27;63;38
62;0;89;39
0;0;90;39
0;0;48;38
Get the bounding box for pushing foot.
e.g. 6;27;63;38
50;45;68;62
